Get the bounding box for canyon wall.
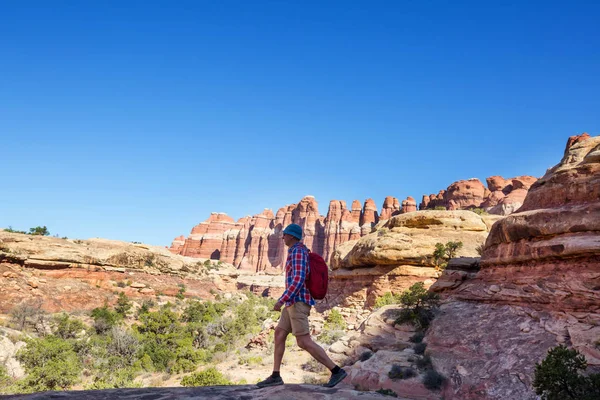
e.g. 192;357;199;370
426;133;600;399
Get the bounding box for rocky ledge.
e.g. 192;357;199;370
4;384;402;400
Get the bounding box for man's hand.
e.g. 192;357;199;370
273;301;283;312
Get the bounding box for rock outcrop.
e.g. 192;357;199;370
323;210;495;310
171;196;396;271
380;196;400;220
0;231;242;313
420;175;538;215
426;133;600;399
4;384;397;400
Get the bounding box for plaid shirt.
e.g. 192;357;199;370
278;242;315;306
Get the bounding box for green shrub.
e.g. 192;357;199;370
359;351;373;362
376;388;398;397
432;241;464;269
4;226;27;234
16;335;82;391
10;301;49;333
87;366;141;389
53;313;86;339
182;300;226;324
388;364;416;380
394;282;439;330
422;369;445;390
324;309;346;330
318;329;344;345
409;332;425;343
176;284;186;300
433;206;446;210
414;342;427;355
238;355;262;366
0;364;14;394
91;305;121;334
374;292;401;308
533;345;600;400
180;367;232;386
28;226;50;236
476;244;484;256
416;354;432;370
470;208;488;215
115;293;132;317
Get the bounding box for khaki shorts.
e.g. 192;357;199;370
277;302;311;336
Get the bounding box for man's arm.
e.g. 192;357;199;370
277;247;308;306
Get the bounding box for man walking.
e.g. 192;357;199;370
257;223;347;388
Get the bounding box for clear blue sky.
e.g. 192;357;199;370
1;1;598;246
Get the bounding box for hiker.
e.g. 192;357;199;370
257;223;347;388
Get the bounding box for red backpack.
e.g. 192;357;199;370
306;252;329;300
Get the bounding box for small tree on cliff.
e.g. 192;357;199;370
432;241;463;270
394;282;439;330
533;345;600;400
28;226;50;236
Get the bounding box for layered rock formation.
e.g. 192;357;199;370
426;133;600;399
170;196;400;271
0;231;243;313
323;210;495;311
420;175;538;215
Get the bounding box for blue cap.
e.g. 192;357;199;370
283;223;303;240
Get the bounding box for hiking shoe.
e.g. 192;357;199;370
323;369;347;388
257;375;284;388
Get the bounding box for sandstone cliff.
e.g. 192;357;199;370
323;210;499;311
426;133;600;399
0;232;246;313
420;175;538;215
169;195;387;271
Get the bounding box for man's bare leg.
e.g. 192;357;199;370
295;334;336;369
273;327;289;371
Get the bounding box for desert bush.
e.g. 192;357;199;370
180;367;231;386
182;300;226;324
409;332;425;343
324;309;346;330
388;364;416;380
28;226;50;236
238;355;262;366
318;329;344;345
318;308;346;345
87;365;141;389
374;292;401;308
137;299;155;318
422;369;446;390
470;208;488;215
52;313;86;339
91;305;121;334
108;327;139;365
114;293;132;317
0;364;15;394
432;241;463;269
533;345;600;400
394;282;439;330
416;354;433;370
4;226;27;234
16;335;82;391
413;342;427;355
359;351;373;361
376;388;398;397
10;301;49;333
476;243;484;256
433;206;446;210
